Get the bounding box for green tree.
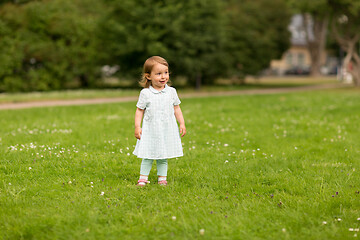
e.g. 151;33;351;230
0;0;105;92
164;0;228;89
0;0;34;5
99;0;228;89
100;0;290;88
225;0;291;81
0;0;292;92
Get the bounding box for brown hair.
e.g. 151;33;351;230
139;56;170;88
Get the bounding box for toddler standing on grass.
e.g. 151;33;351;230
133;56;186;186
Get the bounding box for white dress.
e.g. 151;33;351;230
133;85;183;159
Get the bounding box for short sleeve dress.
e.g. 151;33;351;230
133;85;183;159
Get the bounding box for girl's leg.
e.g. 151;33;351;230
140;158;153;175
156;159;168;185
137;159;153;186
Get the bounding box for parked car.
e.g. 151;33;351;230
327;66;338;75
284;66;310;75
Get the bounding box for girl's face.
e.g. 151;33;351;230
146;63;169;90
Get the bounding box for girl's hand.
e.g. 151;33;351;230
135;127;142;140
180;124;186;137
174;105;186;137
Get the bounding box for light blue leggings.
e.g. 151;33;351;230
140;159;168;176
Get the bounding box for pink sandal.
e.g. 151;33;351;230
137;179;150;186
158;180;167;186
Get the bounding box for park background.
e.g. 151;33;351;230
1;0;360;239
0;0;359;93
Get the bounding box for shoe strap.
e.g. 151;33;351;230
138;179;150;183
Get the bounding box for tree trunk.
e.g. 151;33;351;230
348;53;360;86
332;19;360;86
303;14;328;77
195;73;202;91
352;64;360;86
79;74;89;88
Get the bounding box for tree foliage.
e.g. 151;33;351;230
98;0;228;88
0;0;291;92
0;0;105;92
226;0;291;79
100;0;291;88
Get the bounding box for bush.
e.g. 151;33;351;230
0;0;104;92
1;76;24;92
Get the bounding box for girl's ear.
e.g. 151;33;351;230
145;73;151;80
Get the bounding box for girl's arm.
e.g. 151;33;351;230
174;105;186;137
135;108;144;139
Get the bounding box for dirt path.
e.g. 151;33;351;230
0;83;347;110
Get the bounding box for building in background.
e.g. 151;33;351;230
270;14;331;76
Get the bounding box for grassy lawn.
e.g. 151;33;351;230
0;88;140;104
0;76;339;104
1;88;359;239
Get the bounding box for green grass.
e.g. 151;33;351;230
0;88;140;104
1;88;359;239
0;76;338;104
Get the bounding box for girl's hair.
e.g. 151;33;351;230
139;56;170;88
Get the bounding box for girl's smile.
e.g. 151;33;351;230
146;63;169;91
